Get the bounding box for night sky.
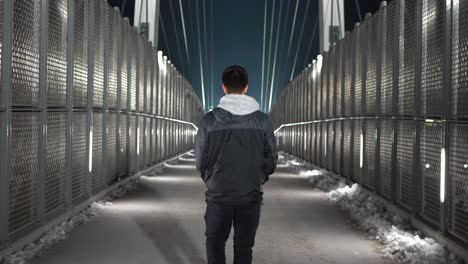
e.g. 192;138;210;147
108;0;384;112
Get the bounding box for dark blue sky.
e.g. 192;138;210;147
109;0;383;111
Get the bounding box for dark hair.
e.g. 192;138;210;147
222;65;249;94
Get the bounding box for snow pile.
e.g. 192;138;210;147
328;183;460;264
301;169;347;192
147;164;166;176
3;179;140;264
278;153;308;173
3;202;111;264
108;178;140;199
279;152;463;264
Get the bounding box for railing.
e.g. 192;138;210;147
270;0;468;250
0;0;204;250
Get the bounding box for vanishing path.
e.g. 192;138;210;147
32;152;395;264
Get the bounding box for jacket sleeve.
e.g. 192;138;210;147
195;118;210;176
263;117;278;183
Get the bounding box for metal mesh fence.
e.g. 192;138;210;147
47;0;68;107
270;0;468;245
0;0;203;248
12;0;41;107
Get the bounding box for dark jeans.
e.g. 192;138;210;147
204;201;262;264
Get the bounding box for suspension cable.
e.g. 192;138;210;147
178;0;191;63
260;0;268;111
286;0;300;61
195;1;207;109
354;0;363;23
268;0;284;111
168;0;186;74
302;15;319;69
264;0;276;111
160;15;174;59
289;0;310;81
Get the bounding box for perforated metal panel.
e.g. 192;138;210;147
448;123;468;243
321;54;329;119
146;46;153;114
160;119;166;161
396;120;414;209
334;121;342;174
451;1;468;118
118;113;128;177
107;8;120;110
335;43;343;117
91;112;103;193
344;36;354;117
120;22;129;111
343;120;353;179
129;115;137;172
352;120;362;182
398;0;416;116
156;119;162;162
138;37;145;112
315;73;322;119
129;30;137;112
381;2;396;116
73;0;89;108
12;0;40;106
138;116;144;169
327;122;334;170
355;25;365;116
71;111;87;203
152;118;157;163
363;120;376;189
47;0;68;107
106;112;117;183
91;0;106;108
365;15;379;116
420;0;444;117
379;119;393;199
319;123;326;167
145;117;151;165
328;48;335;118
45;112;66;215
153;52;159;115
9;112;39;234
420;122;442;226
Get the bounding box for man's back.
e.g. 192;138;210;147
194;65;278;264
196;97;277;203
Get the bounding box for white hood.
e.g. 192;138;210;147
217;94;260;115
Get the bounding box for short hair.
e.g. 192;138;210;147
222;65;249;94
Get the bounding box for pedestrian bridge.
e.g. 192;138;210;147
1;0;468;263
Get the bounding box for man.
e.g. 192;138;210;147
195;65;278;264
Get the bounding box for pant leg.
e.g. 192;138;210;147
205;202;234;264
232;202;262;264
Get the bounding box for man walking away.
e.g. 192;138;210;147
195;65;278;264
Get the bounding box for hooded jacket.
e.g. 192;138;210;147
195;94;278;203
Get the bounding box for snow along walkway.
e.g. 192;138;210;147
29;152;395;264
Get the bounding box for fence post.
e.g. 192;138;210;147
102;2;109;187
375;2;386;195
412;0;423;215
391;0;402;203
0;0;14;242
125;19;131;175
86;0;95;197
36;0;49;225
440;0;453;234
115;7;122;177
64;0;75;209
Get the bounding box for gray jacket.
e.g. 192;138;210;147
195;95;278;203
